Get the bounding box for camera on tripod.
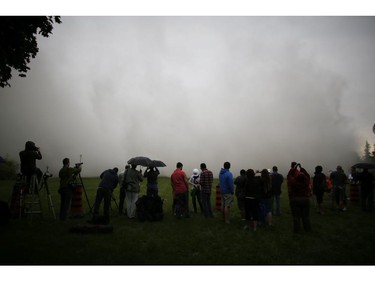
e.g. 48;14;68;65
75;162;83;168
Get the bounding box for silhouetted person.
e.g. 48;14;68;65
234;169;247;220
330;165;348;211
271;166;284;216
58;158;81;221
243;169;262;231
288;163;312;233
312;165;327;214
357;168;374;212
118;164;130;215
19;141;42;187
91;167;119;224
144;167;160;197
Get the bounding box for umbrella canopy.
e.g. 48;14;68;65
351;163;375;170
150;160;167;168
127;156;153;167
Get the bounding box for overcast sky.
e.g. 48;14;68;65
1;16;375;178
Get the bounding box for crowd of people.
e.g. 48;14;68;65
17;140;374;233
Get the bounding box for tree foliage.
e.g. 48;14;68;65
0;16;61;88
0;158;18;180
363;140;374;163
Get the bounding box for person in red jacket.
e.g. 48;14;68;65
171;162;190;218
288;163;312;233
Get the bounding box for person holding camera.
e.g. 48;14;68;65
58;158;82;221
288;163;312;233
19;141;43;187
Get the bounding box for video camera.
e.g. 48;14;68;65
75;162;83;168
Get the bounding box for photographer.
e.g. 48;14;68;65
288;163;312;233
19;141;43;186
58;158;82;221
90;167;119;224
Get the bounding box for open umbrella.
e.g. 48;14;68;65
351;163;375;170
127;156;153;167
150;160;167;168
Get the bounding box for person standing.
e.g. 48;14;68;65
58;158;81;221
199;163;214;218
287;162;298;200
234;169;247;220
123;164;143;219
330;166;348;211
171;162;190;218
118;164;130;215
271;166;284;216
288;163;312;233
189;168;203;213
91;167;119;224
219;162;234;224
357;168;374;212
312;165;327;214
144;167;160;197
243;169;262;231
19;141;43;187
259;169;273;227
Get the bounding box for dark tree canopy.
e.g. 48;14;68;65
0;16;61;88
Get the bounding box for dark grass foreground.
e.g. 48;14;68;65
1;177;375;265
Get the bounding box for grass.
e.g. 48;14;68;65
0;176;375;265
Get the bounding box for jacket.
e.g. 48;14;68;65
99;169;119;191
219;168;234;194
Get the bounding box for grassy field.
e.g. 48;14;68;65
0;176;375;265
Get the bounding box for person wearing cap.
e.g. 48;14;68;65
189;168;203;214
91;167;119;224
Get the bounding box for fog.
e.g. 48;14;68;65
1;16;374;178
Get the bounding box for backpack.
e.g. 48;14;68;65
136;195;164;222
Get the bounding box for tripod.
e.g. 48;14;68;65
71;172;93;214
38;168;56;219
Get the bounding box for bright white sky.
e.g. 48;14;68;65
1;3;375;178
